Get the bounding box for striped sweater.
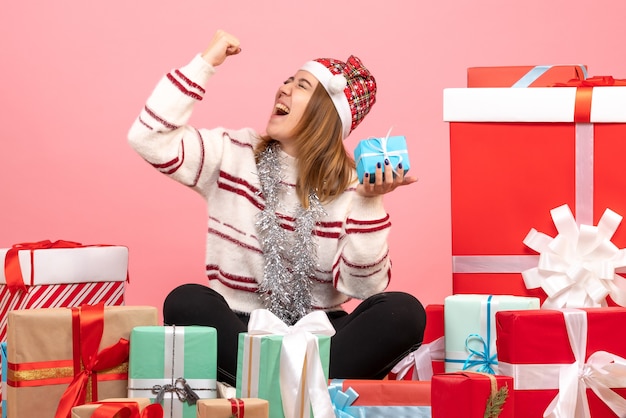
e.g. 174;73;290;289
128;54;392;314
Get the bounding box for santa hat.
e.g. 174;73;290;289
300;55;377;139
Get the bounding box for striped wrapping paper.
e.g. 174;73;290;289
0;245;128;343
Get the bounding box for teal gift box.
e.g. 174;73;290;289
128;325;218;418
236;333;331;418
354;135;410;183
444;294;539;374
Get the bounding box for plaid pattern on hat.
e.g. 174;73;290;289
302;56;377;138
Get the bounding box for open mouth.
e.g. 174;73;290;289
274;103;290;116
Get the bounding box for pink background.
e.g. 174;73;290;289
2;1;625;320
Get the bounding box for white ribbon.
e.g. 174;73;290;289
522;204;626;308
499;309;626;417
390;336;445;381
247;309;336;418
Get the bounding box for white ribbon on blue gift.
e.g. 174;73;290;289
511;65;588;88
328;380;432;418
445;295;499;374
498;309;626;418
246;309;336;418
355;127;407;178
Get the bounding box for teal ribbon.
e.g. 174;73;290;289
459;294;498;374
462;333;497;374
328;380;359;418
328;380;432;418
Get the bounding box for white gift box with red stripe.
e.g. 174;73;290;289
0;242;128;343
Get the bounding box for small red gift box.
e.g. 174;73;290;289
467;64;587;87
388;304;444;380
445;78;626;304
431;371;514;418
496;307;626;417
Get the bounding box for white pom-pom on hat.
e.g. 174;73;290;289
328;74;347;95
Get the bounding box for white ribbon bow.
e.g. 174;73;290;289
390;336;445;381
543;309;626;418
522;204;626;308
248;309;336;418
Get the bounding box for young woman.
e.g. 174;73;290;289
128;30;426;386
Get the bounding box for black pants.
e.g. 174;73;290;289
163;284;426;386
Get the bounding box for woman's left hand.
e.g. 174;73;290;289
356;160;418;197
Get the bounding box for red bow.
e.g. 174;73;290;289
3;240;83;293
90;401;164;418
552;76;626;122
54;303;130;418
553;75;626;87
229;398;246;417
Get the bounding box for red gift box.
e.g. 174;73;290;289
467;65;587;87
496;307;626;417
444;79;626;305
0;241;128;343
388;304;444;380
431;371;514;418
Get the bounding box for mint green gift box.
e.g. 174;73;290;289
444;294;539;374
236;333;331;418
128;325;218;418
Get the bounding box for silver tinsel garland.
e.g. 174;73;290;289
256;143;325;325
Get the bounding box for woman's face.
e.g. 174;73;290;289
266;70;319;155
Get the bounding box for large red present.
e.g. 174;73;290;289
388;304;444;380
0;241;128;343
444;77;626;305
467;64;587;87
328;379;431;417
431;371;513;418
496;307;626;417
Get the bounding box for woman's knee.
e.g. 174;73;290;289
369;291;425;317
163;283;224;325
377;292;427;340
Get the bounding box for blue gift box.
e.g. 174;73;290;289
354;135;410;183
2;341;6;418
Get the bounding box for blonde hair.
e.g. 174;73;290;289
255;84;356;208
